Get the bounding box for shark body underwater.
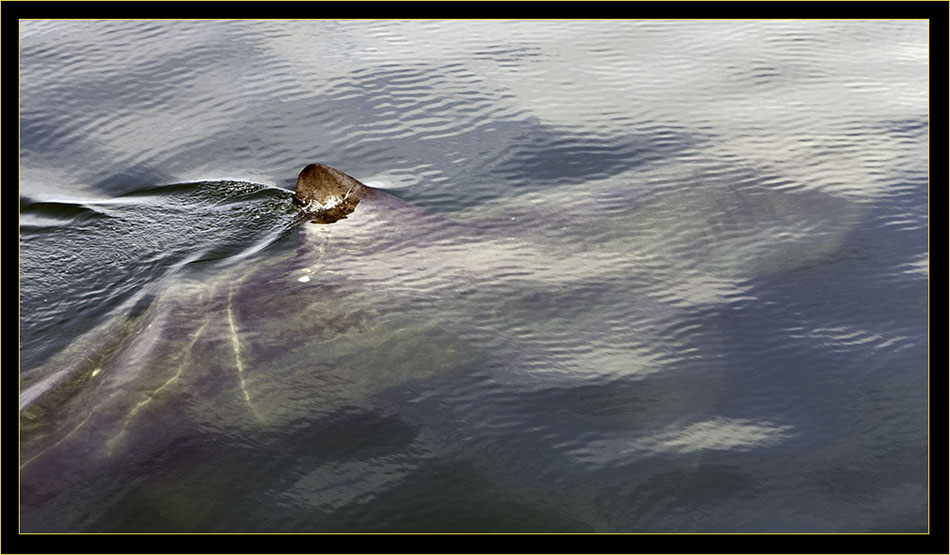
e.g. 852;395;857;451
19;163;864;532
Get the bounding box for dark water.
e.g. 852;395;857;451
19;20;928;532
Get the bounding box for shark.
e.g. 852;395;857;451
19;163;865;531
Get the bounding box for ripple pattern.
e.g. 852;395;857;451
19;20;928;533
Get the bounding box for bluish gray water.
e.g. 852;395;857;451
19;20;928;533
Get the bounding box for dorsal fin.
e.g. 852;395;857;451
294;164;372;224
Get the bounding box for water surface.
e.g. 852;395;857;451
19;20;928;533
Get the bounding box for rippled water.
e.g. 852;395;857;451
19;20;928;532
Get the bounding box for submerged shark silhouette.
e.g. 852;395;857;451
19;163;865;531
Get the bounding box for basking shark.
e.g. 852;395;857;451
19;163;865;531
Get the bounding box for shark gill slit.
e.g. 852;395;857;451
227;289;262;421
105;319;212;454
20;357;117;469
20;409;96;470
